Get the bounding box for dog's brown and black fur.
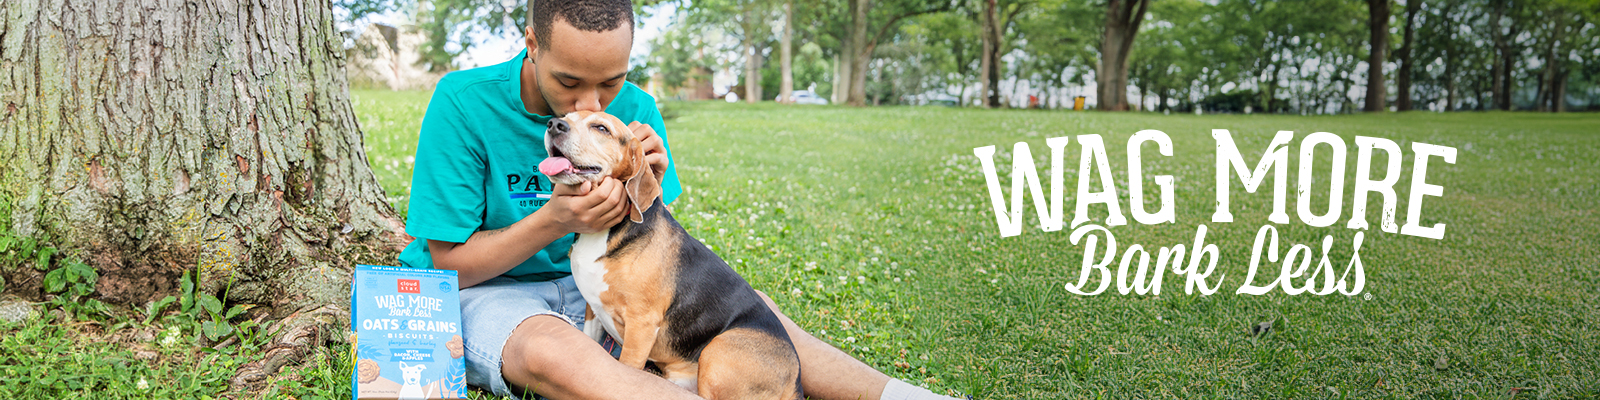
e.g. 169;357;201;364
545;111;802;400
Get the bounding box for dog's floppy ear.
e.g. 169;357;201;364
624;152;661;224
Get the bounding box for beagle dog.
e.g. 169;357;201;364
539;111;803;400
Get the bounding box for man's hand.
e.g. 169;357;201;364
629;122;669;180
543;177;627;234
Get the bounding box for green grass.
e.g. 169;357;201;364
349;92;1600;398
353;89;433;219
4;91;1594;399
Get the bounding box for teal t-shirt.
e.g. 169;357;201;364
397;50;682;281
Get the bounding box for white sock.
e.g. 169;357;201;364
880;378;964;400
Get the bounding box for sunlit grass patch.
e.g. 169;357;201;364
343;94;1600;398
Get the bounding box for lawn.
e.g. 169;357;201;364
349;91;1600;398
2;91;1593;399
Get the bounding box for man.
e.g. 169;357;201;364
399;0;958;399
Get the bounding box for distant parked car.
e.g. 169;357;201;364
790;90;829;105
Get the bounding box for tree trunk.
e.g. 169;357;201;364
1488;1;1516;111
1538;38;1555;112
1395;0;1420;111
0;0;406;389
1553;69;1567;112
1499;49;1515;110
845;0;871;106
1442;1;1457;111
1096;0;1148;111
832;54;848;104
744;7;761;104
779;0;794;104
1538;15;1566;112
1158;88;1169;112
980;0;1000;108
1138;81;1148;111
1444;61;1457;111
1364;0;1390;112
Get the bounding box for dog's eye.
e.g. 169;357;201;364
592;124;609;134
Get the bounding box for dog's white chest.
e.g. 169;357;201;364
571;232;621;341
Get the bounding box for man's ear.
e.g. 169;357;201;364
624;153;661;224
524;26;538;59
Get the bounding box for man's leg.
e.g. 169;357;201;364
755;292;960;400
500;314;701;400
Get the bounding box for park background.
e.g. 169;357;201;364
0;0;1598;398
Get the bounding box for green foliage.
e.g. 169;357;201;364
0;313;259;399
262;344;356;400
0;267;266;399
0;230;113;318
647;19;727;96
144;271;260;345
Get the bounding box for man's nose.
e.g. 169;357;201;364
573;90;602;113
548;118;569;135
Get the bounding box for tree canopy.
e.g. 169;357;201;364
336;0;1600;113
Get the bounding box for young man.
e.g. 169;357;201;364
399;0;958;399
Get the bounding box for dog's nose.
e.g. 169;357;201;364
548;118;570;135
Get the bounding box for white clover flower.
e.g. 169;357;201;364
137;378;149;390
159;326;181;347
845;336;857;343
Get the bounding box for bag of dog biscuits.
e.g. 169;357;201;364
350;265;467;399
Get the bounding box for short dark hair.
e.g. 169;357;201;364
528;0;635;49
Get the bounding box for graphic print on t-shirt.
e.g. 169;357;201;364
506;172;553;208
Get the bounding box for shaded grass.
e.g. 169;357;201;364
0;312;258;398
353;94;1600;398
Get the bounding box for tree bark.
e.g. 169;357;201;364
979;0;1000;108
1096;0;1148;111
845;0;871;106
743;6;762;104
779;0;794;104
1538;37;1555;112
1158;88;1168;113
1364;0;1390;112
1538;14;1566;112
1553;69;1567;112
1487;0;1515;111
1441;1;1457;111
1395;0;1420;111
832;53;849;104
0;0;406;389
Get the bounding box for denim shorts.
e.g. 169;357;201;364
459;275;620;398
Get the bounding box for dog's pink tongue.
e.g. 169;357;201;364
539;157;573;176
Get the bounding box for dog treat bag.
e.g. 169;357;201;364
351;265;467;399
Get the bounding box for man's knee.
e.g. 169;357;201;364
501;314;578;382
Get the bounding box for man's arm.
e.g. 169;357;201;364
430;177;629;288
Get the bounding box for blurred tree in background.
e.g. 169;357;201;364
333;0;1600;113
